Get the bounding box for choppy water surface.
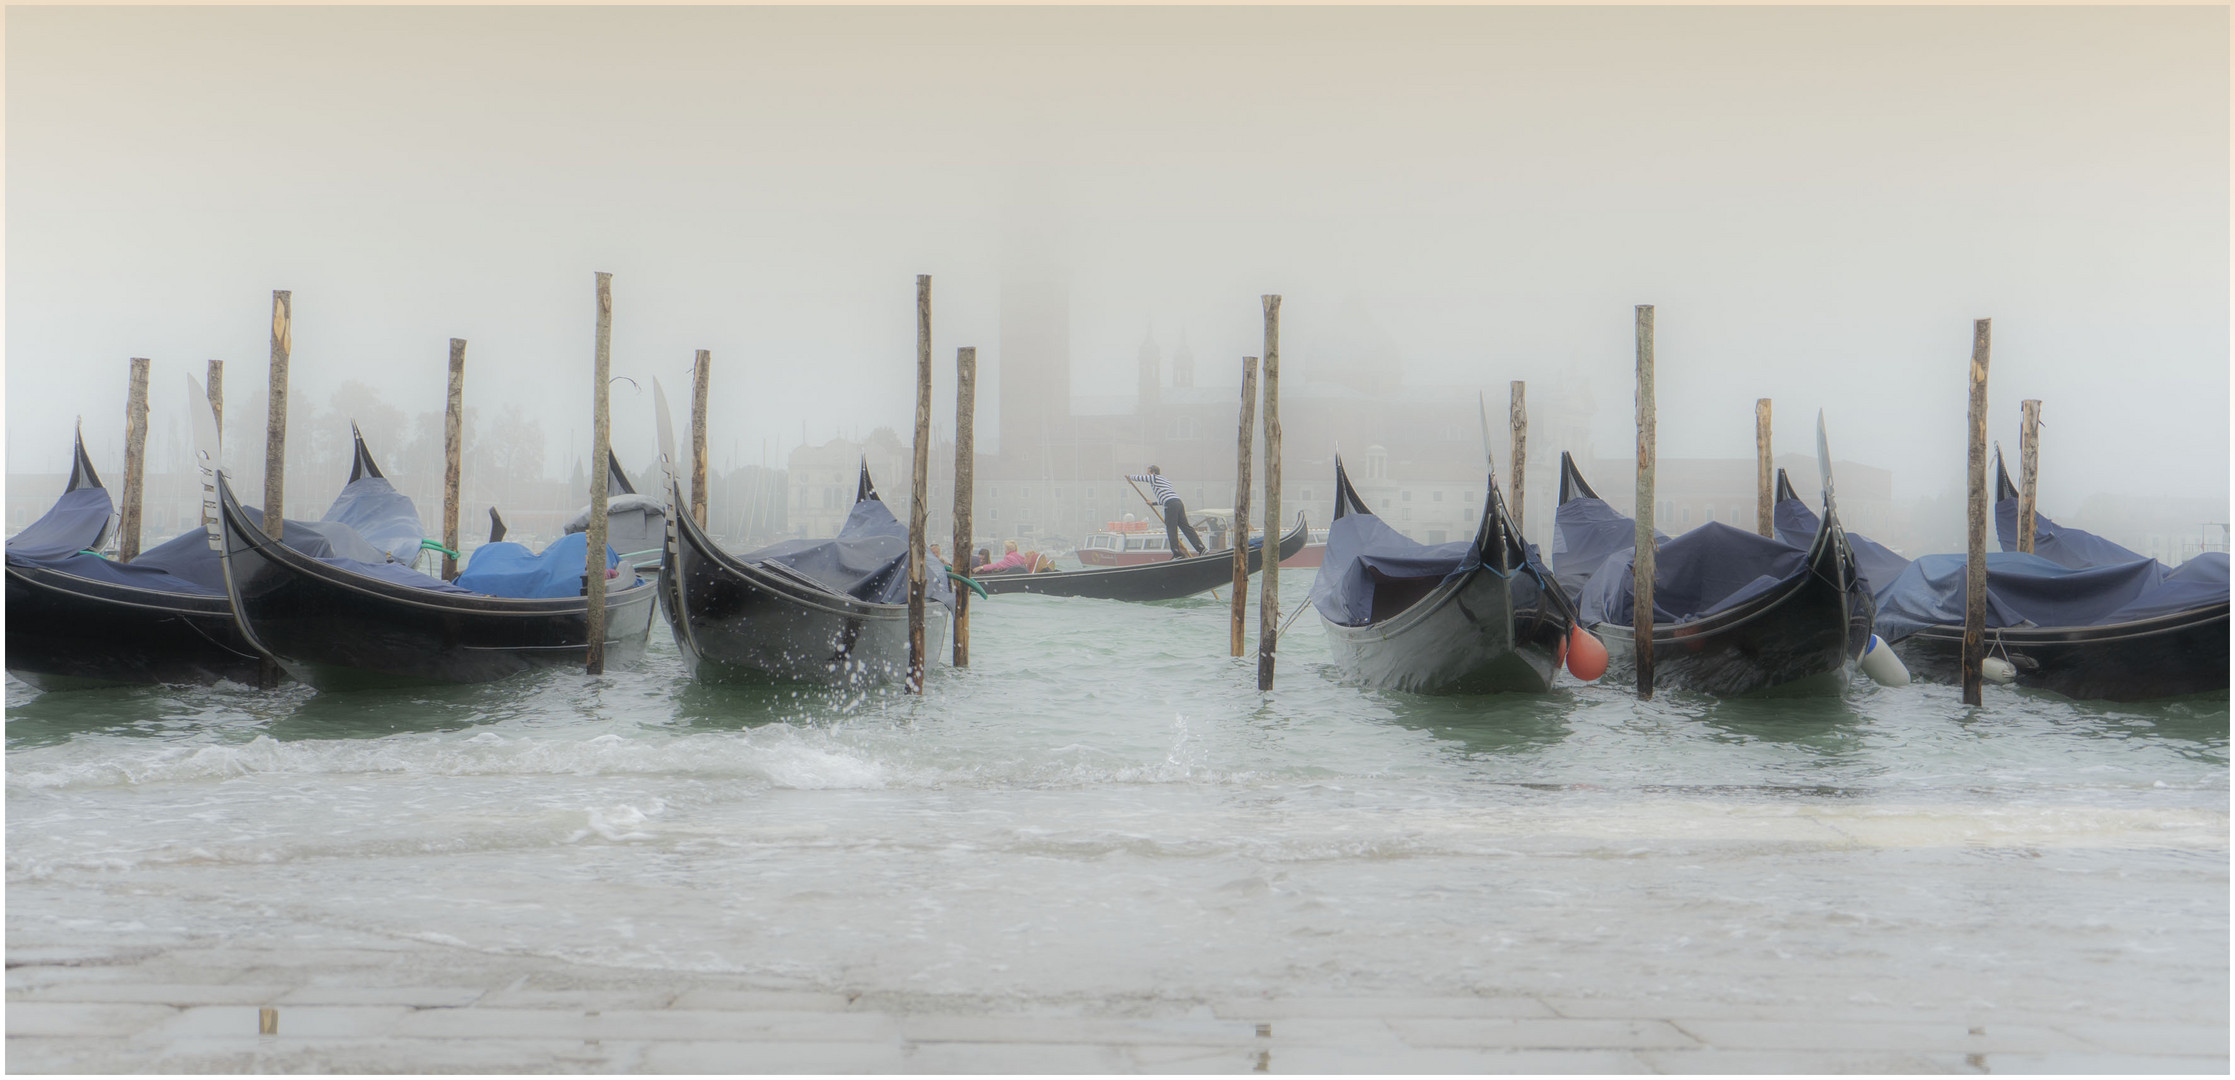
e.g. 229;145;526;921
8;570;2227;1017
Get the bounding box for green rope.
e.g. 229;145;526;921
947;569;989;599
418;539;461;559
618;548;662;561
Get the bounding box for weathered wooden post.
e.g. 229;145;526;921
119;357;151;561
1231;356;1259;658
907;275;932;693
442;338;467;580
1508;380;1527;538
264;290;292;539
2017;398;2042;554
1755;398;1774;537
951;346;977;667
1633;304;1657;699
1962;318;1992;706
585;273;613;676
206;360;224;432
1258;295;1282;692
691;349;712;528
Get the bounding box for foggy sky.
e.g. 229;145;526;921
7;5;2228;519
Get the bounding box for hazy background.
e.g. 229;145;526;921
8;6;2228;524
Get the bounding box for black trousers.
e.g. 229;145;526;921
1163;498;1207;558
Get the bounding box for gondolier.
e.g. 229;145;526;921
1125;466;1207;560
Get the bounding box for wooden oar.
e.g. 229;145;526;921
1123;476;1167;523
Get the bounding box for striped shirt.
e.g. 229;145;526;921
1127;474;1180;507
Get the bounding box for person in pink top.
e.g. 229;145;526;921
975;539;1032;575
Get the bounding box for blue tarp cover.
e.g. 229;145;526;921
1576;520;1810;627
455;533;622;599
4;487;113;562
322;475;426;563
1874;551;2176;642
1995;499;2151;571
1550;496;1664;598
2105;552;2228;623
737;496;954;608
1775;495;1911;598
9;481;463;597
1309;510;1484;627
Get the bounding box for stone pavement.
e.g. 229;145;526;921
7;940;2227;1073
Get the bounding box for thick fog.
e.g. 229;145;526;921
8;7;2227;533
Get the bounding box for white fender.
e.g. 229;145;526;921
1858;634;1910;687
1982;656;2018;684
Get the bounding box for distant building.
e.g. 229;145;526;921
772;262;1939;564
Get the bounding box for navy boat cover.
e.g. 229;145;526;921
5;436;114;562
1866;452;2226;640
455;532;623;599
1575;520;1812;627
5;487;113;563
321;473;426;564
1996;499;2151;571
1309;505;1484;627
737;492;955;608
7;432;476;597
1873;551;2203;642
1774;493;1910;598
1548;456;1666;600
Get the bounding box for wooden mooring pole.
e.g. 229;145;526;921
907;275;932;694
1257;295;1282;692
2017;398;2041;554
951;346;977;667
585;273;613;676
1231;356;1259;658
1633;304;1657;700
1505;383;1527;540
441;339;466;580
206;360;224;433
1961;318;1992;706
119;357;151;561
1755;398;1774;537
264;290;292;539
691;349;712;528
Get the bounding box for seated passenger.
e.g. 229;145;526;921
976;539;1031;575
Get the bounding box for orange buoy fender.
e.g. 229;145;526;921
1566;624;1608;681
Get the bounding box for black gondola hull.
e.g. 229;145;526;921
1590;532;1856;697
4;565;264;689
1889;604;2229;702
662;488;945;686
1322;565;1568;694
978;516;1309;602
217;479;656;690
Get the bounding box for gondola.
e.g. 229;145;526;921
1554;448;1866;696
1866;452;2228;701
661;460;950;686
7;431;277;690
1310;458;1575;694
975;516;1308;601
214;434;658;691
